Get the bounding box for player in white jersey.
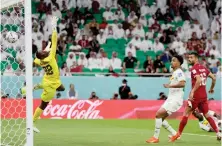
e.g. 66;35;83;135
193;110;221;132
146;55;186;143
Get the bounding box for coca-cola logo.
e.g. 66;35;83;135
43;100;104;119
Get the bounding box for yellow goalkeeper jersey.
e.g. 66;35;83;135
34;30;61;89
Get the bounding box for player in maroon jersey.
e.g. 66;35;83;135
170;52;221;142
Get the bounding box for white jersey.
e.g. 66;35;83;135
199;110;221;132
168;68;186;103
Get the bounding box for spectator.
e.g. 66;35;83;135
150;20;161;32
88;52;100;69
99;18;108;29
208;55;218;70
128;11;138;23
122;18;131;30
75;29;85;42
69;42;82;53
129;35;142;49
153;39;164;52
159;31;171;44
37;0;47;14
1;48;13;62
89;91;99;100
161;48;172;63
209;45;220;58
106;0;118;8
106;66;118;77
52;6;62;18
70;61;82;73
140;2;149;16
216;66;222;78
77;53;88;67
3;65;14;76
16;47;25;63
60;62;71;76
97;30;107;44
158;92;167;100
140;35;153;52
115;24;125;39
148;15;155;27
125;25;135;39
67;84;78;99
105;25;116;39
91;0;100;13
132;24;145;38
89;35;100;53
78;35;89;48
110;52;122;69
110;93;119;100
143;56;154;73
139;15;147;27
103;7;114;20
171;37;184;54
153;55;167;73
88;19;99;35
125;43;136;57
119;79;131;100
123;52;139;69
155;8;164;21
114;6;125;21
66;52;76;69
99;53;110;69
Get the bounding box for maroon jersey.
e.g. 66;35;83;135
191;63;210;99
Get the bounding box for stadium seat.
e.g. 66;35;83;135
145;51;156;59
0;61;8;71
165;62;171;71
106;39;116;45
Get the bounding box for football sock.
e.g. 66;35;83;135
153;118;162;139
178;116;188;134
162;120;177;136
206;117;219;133
33;107;43;123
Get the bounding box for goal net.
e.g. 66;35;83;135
0;0;33;145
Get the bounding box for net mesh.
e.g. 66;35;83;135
1;0;27;145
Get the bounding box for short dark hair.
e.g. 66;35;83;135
173;55;184;65
189;52;199;58
36;51;41;59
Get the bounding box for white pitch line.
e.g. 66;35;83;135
183;133;216;138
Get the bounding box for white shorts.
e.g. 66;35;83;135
161;100;183;115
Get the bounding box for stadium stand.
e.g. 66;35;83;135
0;0;221;77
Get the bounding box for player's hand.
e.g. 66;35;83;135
189;91;194;101
163;84;170;88
51;16;58;29
208;89;214;94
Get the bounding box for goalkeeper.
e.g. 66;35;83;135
33;16;65;133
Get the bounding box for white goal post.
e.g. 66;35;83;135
0;0;33;145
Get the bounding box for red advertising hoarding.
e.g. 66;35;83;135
1;99;221;119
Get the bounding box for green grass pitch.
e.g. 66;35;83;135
1;119;221;146
34;119;220;146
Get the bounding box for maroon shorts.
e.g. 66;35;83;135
189;98;209;115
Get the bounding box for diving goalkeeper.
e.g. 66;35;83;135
33;16;65;133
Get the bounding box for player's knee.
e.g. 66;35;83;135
39;101;49;110
57;85;65;91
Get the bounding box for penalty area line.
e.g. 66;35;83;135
183;133;216;137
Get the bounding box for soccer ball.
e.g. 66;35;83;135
6;31;18;43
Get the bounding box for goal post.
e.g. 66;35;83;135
0;0;33;145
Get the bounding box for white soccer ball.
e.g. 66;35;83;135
6;31;18;43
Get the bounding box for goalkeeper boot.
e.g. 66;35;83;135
33;125;40;133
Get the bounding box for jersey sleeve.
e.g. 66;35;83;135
42;30;57;62
34;58;41;66
177;70;186;82
191;66;201;78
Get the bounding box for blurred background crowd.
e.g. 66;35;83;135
1;0;222;77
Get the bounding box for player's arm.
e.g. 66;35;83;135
168;81;186;88
191;75;201;93
33;58;41;67
208;72;216;93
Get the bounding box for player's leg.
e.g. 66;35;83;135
33;87;56;133
56;84;65;91
146;107;168;143
200;100;221;140
162;120;177;137
169;104;194;142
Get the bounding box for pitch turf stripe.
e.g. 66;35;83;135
183;133;216;137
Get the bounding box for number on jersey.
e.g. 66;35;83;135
200;73;206;86
43;65;53;75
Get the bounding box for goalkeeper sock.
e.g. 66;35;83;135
153;118;162;139
33;107;43;123
162;120;177;136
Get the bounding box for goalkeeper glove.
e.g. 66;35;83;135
44;41;51;52
51;16;58;30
